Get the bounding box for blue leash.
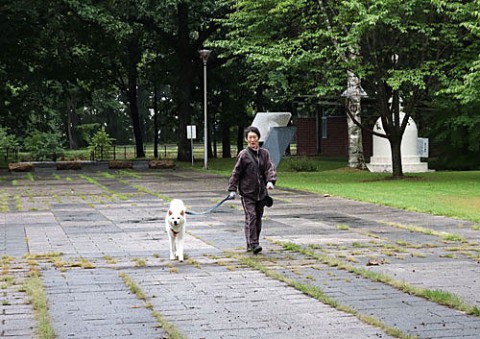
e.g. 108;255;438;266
186;194;234;215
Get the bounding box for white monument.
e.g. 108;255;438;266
367;104;429;173
251;112;296;167
251;112;292;142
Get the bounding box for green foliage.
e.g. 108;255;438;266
2;0;480;168
88;127;115;153
0;127;19;149
23;131;64;161
425;95;480;169
220;0;479;176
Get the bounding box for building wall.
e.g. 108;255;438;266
320;117;348;156
296;116;373;158
295;118;317;156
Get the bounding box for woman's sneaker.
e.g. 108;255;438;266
252;245;262;254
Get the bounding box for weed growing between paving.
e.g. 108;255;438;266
119;272;186;339
21;263;55;339
103;255;118;264
79;174;128;200
14;194;22;210
132;258;147;267
275;240;480;317
0;192;9;212
380;221;480;260
127;183;171;201
118;170;142;179
1;256;15;288
185;258;201;268
336;223;350;230
224;251;414;339
424;289;463;307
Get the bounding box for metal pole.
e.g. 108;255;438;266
203;61;208;169
199;49;211;170
190;126;194;166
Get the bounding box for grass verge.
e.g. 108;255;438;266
183;158;480;223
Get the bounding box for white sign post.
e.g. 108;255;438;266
187;125;197;166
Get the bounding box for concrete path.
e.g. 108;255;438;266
1;167;479;338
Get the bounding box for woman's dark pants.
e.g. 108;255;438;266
241;196;265;248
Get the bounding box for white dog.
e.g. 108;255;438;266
165;199;187;262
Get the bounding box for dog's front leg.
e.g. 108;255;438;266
176;238;184;262
169;235;177;260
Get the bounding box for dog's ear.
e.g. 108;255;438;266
168;209;173;215
180;210;185;216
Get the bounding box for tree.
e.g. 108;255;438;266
62;0;149;157
0;0;57;135
338;0;478;177
217;0;368;168
138;1;230;161
425;1;480;169
219;0;479;177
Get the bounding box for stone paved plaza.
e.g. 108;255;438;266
1;166;480;338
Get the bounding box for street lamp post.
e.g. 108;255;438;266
198;49;211;169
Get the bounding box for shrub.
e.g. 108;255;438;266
0;127;19;149
89;127;115;160
279;157;319;172
24;131;64;161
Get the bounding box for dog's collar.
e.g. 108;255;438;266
170;227;179;237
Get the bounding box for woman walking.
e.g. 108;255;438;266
227;126;277;254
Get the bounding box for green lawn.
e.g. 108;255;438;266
181;157;480;223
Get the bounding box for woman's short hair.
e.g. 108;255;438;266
244;126;261;139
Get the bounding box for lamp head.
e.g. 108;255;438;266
198;49;212;62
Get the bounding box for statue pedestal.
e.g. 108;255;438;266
367;113;429;173
367;156;429;173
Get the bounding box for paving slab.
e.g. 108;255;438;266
1;167;480;338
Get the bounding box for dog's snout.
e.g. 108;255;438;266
173;221;178;226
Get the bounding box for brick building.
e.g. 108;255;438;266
295;115;373;158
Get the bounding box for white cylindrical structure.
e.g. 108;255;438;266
367;113;429;173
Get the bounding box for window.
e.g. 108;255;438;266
321;116;327;139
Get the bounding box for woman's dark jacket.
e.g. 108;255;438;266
228;147;277;201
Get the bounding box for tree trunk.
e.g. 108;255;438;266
126;38;145;158
389;92;404;177
105;107;119;142
153;84;159;159
236;125;244;155
345;73;366;169
317;1;366;169
211;119;216;159
66;102;80;150
221;122;231;158
175;2;193;162
390;135;404;177
65;86;81;150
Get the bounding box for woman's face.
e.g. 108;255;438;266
246;131;260;149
